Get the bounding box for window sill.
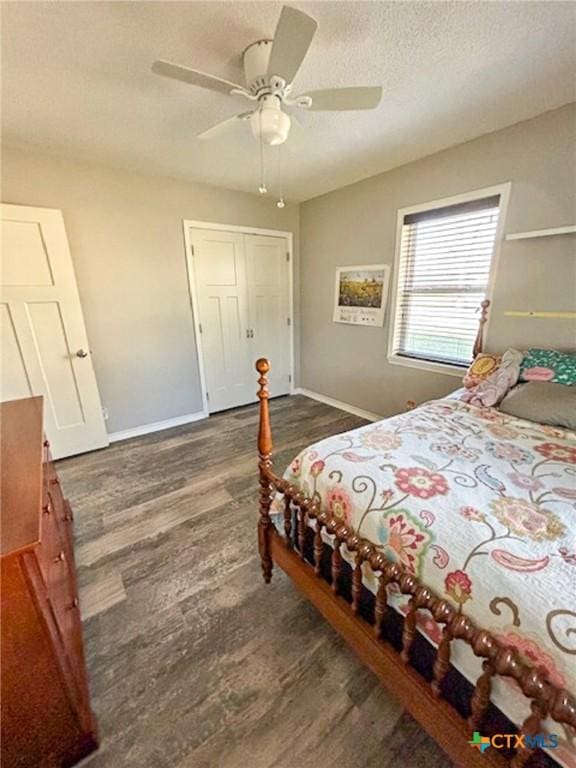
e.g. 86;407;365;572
387;354;467;379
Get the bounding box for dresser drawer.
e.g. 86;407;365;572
41;465;73;543
48;482;73;545
43;462;69;523
40;486;75;614
47;496;85;682
42;437;51;466
38;492;66;586
43;542;84;687
48;542;74;606
50;563;80;641
43;444;57;483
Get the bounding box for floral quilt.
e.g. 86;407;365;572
274;397;576;766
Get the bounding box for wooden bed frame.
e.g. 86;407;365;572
254;351;575;768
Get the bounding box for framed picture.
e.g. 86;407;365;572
333;264;391;326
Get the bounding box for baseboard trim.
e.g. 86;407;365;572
108;410;208;442
293;388;383;423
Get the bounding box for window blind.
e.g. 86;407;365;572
391;195;500;367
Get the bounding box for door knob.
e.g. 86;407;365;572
76;349;88;358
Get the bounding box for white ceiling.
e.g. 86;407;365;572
3;1;575;202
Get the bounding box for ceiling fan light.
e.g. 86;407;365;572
250;104;291;146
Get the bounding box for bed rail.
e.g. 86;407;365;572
255;358;576;768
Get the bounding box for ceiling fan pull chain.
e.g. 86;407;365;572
258;111;267;195
277;144;285;209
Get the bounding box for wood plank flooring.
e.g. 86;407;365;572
57;395;453;768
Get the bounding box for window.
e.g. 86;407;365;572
389;188;507;372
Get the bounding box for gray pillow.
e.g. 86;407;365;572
499;382;576;429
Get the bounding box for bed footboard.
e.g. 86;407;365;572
255;359;576;768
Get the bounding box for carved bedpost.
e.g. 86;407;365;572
472;299;490;357
256;358;273;583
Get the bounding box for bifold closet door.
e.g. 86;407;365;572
244;234;291;401
189;228;291;414
190;229;255;413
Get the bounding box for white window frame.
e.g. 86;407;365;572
387;183;511;377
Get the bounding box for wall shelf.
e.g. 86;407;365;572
505;225;576;241
504;310;576;319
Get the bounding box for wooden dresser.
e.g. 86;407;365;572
1;397;98;767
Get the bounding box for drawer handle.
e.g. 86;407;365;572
50;477;60;486
63;513;73;522
54;551;66;563
67;597;79;610
43;439;50;448
43;503;51;515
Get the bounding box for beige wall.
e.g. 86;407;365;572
300;104;576;417
3;105;574;432
1;146;299;433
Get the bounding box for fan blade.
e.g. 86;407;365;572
300;86;382;111
197;111;253;140
267;6;317;84
152;60;247;96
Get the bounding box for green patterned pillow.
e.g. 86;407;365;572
519;349;576;386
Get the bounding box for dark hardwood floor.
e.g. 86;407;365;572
57;394;453;768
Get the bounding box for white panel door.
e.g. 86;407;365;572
189;228;291;413
0;204;108;458
245;234;291;399
190;228;255;412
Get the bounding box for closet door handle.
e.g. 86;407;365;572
246;329;250;339
246;329;255;339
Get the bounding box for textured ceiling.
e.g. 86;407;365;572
2;1;575;202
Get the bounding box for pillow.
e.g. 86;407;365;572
463;353;501;389
519;348;576;386
460;349;522;407
499;382;576;429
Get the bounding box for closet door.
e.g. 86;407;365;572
245;234;291;399
190;229;255;412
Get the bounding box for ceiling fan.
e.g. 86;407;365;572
151;5;382;147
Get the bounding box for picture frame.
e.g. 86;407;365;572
333;264;391;326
